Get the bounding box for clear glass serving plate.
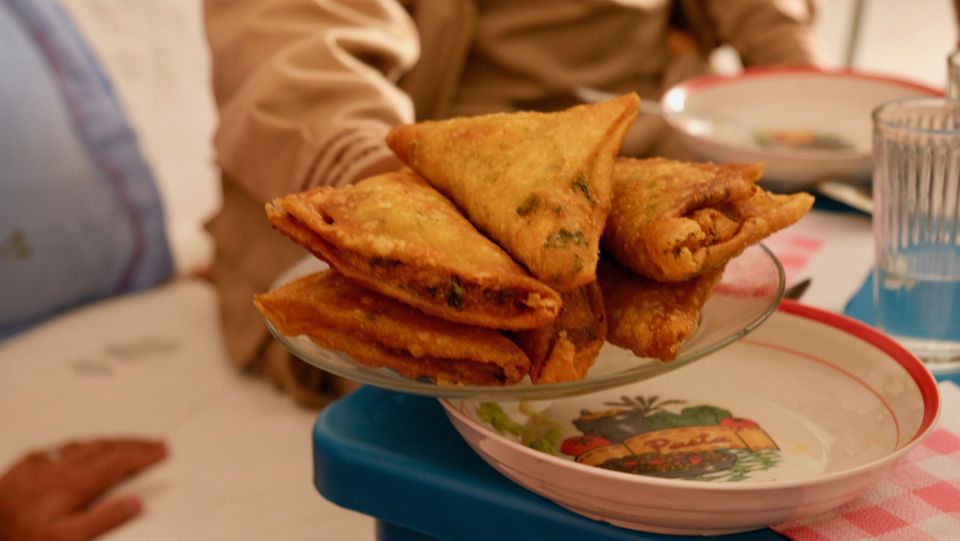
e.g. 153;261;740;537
265;244;784;400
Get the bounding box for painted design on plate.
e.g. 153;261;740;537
477;395;781;482
476;402;564;454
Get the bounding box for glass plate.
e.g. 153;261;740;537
266;244;784;400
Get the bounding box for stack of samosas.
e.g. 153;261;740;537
254;93;814;386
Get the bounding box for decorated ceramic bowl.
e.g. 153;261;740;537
441;300;940;535
660;68;939;187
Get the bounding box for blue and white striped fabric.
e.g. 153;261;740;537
0;0;172;340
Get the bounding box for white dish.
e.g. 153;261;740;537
266;244;783;400
441;300;940;535
661;67;940;188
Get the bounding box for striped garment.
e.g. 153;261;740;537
0;0;172;339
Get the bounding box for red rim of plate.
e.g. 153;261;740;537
776;299;940;443
441;299;942;490
662;66;943;105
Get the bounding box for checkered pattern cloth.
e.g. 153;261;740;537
773;428;960;540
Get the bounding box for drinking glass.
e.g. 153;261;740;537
872;97;960;366
949;50;960;99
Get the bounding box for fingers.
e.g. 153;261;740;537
74;441;167;501
0;438;166;541
14;450;55;469
60;439;166;466
60;441;109;464
56;439;167;508
56;496;142;541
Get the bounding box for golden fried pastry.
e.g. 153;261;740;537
603;157;814;282
254;271;532;386
512;282;607;384
598;257;724;362
386;93;640;292
265;170;561;330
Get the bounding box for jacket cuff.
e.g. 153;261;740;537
305;123;396;188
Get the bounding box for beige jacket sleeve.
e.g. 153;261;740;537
687;0;819;66
204;0;419;202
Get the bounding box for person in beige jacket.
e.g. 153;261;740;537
203;0;818;407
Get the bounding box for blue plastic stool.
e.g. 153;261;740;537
313;386;787;541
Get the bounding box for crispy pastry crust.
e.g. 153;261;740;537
599;257;724;361
265;170;561;330
254;271;531;385
512;282;607;384
387;93;640;292
604;158;813;282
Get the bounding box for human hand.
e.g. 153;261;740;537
0;438;167;541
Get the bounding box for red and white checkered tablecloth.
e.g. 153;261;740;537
773;428;960;540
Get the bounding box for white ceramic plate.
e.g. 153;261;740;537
266;244;783;400
441;300;940;535
661;68;940;188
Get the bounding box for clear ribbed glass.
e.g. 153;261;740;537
949;51;960;99
873;97;960;364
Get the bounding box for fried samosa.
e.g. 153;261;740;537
386;93;640;292
254;271;532;386
603;158;814;282
512;282;607;384
598;257;724;362
265;170;561;330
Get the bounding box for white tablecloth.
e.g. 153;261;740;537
0;279;372;540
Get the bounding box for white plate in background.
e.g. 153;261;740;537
661;68;940;188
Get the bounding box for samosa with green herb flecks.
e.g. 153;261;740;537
255;271;532;385
265;170;561;330
386;93;640;292
598;256;724;362
511;281;607;384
